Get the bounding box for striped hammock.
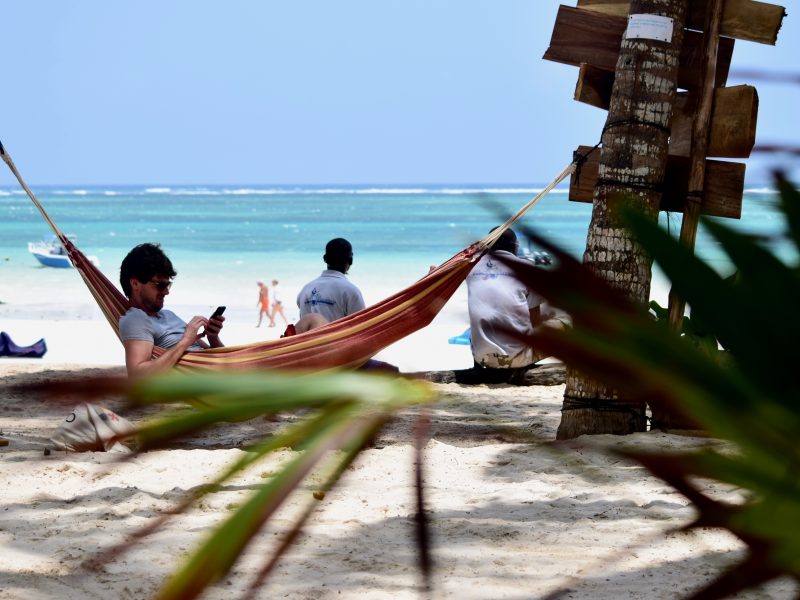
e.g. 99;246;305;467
1;140;573;371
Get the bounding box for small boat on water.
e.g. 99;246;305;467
28;235;100;268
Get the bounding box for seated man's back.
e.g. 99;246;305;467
297;238;365;322
467;229;542;369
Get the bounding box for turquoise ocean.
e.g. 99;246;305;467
0;183;790;327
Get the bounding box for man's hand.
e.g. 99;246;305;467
205;314;225;348
183;315;209;346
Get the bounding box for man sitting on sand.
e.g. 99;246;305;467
119;243;225;377
296;238;366;323
287;238;395;372
462;228;566;383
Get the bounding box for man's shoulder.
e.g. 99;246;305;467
315;271;357;288
339;276;363;295
483;250;530;269
299;276;322;292
119;307;146;324
119;307;157;341
120;308;173;325
490;249;525;261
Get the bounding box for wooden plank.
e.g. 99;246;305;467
712;0;786;44
574;63;615;110
670;85;759;158
569;145;744;218
576;0;629;17
543;5;734;89
669;0;726;332
576;0;785;45
669;93;697;158
543;6;624;74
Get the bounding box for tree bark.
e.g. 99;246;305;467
557;0;689;440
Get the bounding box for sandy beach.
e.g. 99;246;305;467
1;353;797;599
0;261;794;599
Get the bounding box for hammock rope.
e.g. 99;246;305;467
1;139;574;371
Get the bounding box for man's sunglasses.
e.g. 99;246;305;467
149;279;173;291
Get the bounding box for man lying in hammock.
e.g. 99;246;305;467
118;243;226;377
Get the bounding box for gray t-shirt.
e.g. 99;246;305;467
119;308;203;351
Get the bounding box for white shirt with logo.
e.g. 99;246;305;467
466;250;542;368
297;270;366;322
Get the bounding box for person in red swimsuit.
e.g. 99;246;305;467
256;281;274;327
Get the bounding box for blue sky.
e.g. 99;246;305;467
1;1;797;186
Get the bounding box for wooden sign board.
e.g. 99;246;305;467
575;71;759;159
574;63;616;109
544;5;734;90
576;0;785;45
670;85;759;158
569;145;744;218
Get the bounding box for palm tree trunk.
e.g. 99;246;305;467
557;0;689;440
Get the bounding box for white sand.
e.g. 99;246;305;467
1;360;797;599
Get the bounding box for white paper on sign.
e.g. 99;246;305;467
625;14;674;42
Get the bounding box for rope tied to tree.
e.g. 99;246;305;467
602;117;672;137
561;394;647;417
572;142;602;189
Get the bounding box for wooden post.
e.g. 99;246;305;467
557;0;689;440
667;0;726;329
657;0;726;431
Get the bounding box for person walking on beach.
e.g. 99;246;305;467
256;280;274;327
269;279;288;328
296;238;365;323
118;243;225;377
464;228;547;382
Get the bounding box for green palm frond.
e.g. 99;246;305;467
509;173;800;598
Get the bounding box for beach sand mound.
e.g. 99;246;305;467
1;363;796;599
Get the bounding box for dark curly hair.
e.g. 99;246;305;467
119;243;177;297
